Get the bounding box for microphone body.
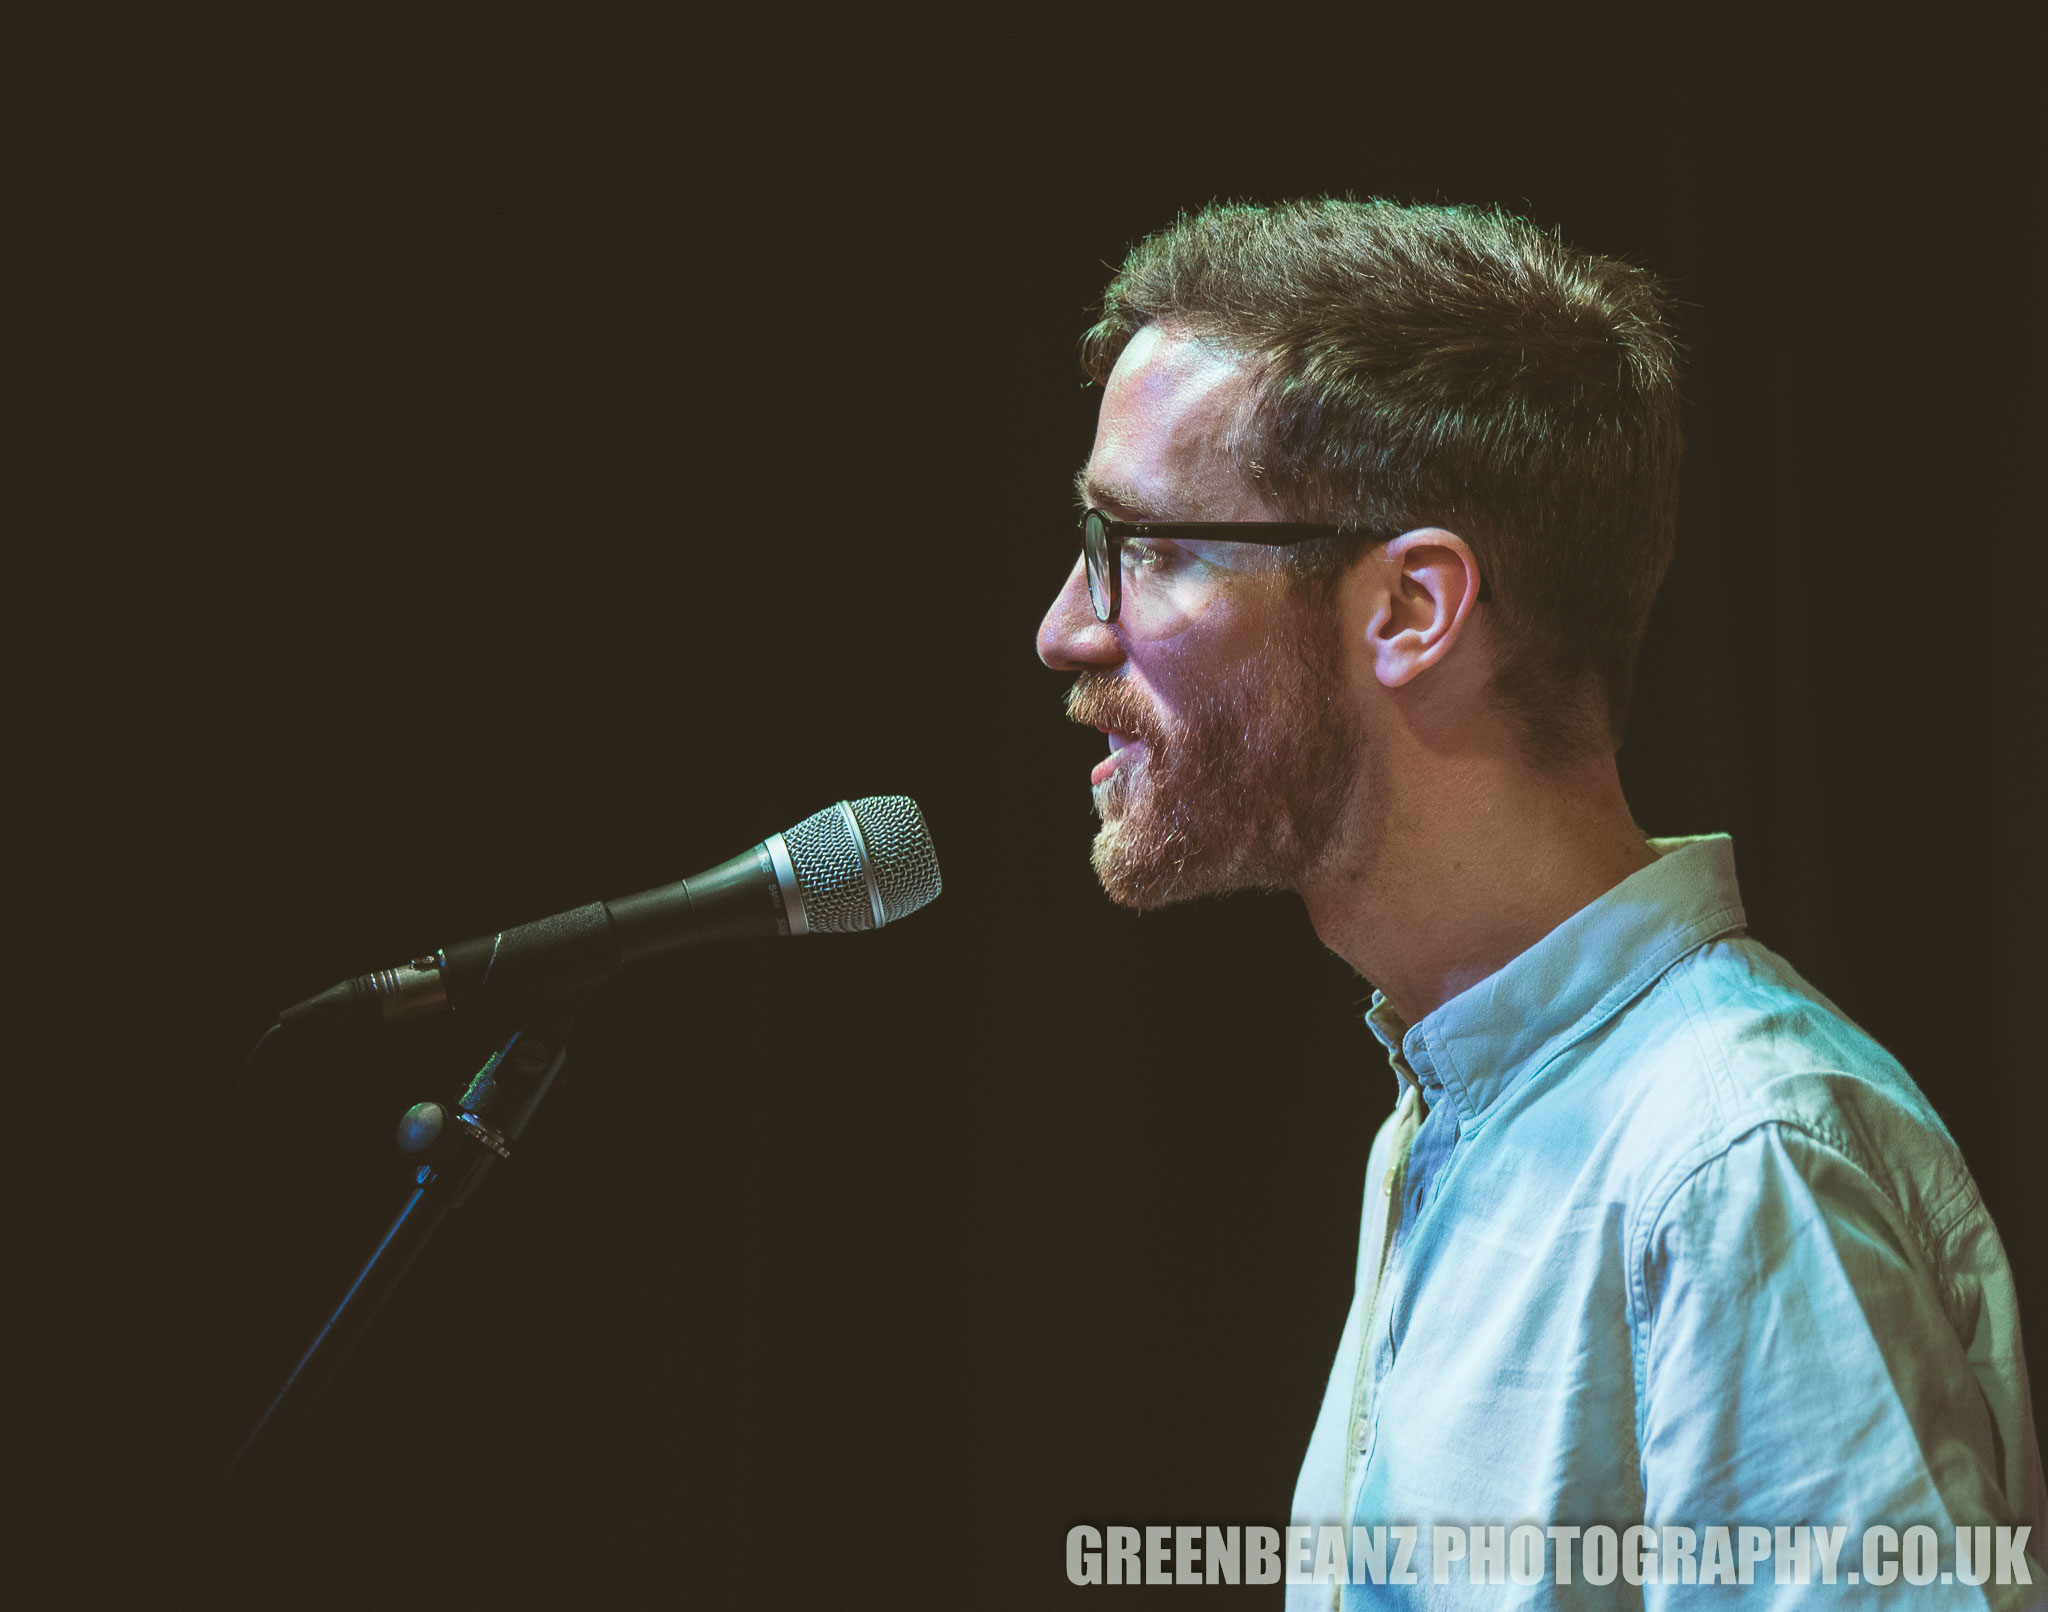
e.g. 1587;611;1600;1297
276;796;939;1038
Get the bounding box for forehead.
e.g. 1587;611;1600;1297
1086;325;1263;520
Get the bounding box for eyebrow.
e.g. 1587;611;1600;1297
1072;466;1202;522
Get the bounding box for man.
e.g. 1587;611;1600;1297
1036;199;2044;1606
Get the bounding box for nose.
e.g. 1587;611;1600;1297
1037;554;1121;671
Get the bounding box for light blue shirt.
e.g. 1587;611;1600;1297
1288;836;2045;1608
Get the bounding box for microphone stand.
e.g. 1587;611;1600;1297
227;993;587;1478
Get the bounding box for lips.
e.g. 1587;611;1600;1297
1067;676;1159;790
1091;729;1145;786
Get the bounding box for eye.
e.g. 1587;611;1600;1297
1123;538;1182;572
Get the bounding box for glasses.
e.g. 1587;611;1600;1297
1076;508;1490;627
1079;508;1367;626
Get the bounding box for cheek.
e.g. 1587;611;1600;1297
1132;602;1280;711
1119;641;1204;727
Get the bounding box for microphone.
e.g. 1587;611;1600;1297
275;796;941;1038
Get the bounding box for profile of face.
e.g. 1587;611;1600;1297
1036;326;1361;908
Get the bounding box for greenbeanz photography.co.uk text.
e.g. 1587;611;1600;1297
1065;1522;2036;1589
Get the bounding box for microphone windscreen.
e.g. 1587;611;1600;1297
781;796;942;933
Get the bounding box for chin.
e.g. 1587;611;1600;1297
1090;839;1174;910
1088;819;1213;910
1091;799;1310;910
1088;781;1174;907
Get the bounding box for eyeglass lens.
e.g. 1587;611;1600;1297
1083;510;1117;623
1081;510;1243;635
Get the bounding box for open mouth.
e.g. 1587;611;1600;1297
1091;728;1146;787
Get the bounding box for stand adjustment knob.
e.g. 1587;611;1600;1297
396;1102;447;1156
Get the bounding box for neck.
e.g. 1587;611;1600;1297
1301;745;1653;1025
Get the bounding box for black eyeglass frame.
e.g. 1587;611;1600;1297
1077;508;1487;625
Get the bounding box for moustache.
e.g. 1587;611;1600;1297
1064;673;1164;751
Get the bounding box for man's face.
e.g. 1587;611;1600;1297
1036;326;1361;908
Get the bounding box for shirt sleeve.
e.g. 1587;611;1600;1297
1637;1121;2043;1608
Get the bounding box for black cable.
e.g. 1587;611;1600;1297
237;1021;284;1092
212;1020;288;1460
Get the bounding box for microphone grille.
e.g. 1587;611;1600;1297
849;794;943;924
782;795;942;934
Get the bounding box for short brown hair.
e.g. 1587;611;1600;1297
1080;198;1683;763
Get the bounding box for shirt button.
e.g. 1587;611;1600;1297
1352;1419;1369;1450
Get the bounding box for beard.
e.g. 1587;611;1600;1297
1063;604;1361;910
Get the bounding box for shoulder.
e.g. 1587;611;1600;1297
1604;936;1980;1273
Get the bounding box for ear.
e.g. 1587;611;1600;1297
1360;528;1485;689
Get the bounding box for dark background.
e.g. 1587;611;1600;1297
19;3;2043;1606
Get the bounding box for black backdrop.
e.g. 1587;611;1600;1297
20;4;2044;1606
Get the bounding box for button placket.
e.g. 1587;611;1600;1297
1340;1079;1419;1516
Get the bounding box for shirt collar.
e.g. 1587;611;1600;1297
1364;835;1748;1129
